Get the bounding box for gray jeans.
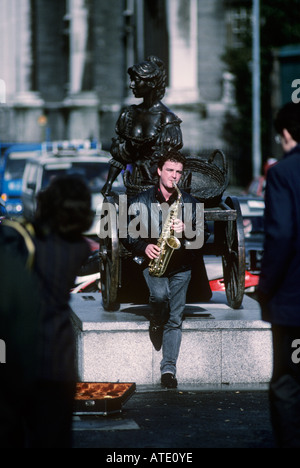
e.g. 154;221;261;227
143;268;192;376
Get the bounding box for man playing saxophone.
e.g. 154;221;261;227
123;151;209;389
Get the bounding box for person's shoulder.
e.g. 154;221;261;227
129;187;156;204
269;148;300;180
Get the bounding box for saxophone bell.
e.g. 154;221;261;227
166;236;181;250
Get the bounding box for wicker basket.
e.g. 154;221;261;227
123;149;229;207
123;167;192;197
186;149;229;207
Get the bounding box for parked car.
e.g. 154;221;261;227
0;197;6;221
239;196;265;275
0;143;42;216
206;195;265;295
22;147;124;236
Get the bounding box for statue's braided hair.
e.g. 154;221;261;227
128;55;167;101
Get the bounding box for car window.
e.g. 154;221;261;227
4;158;27;180
25;164;39;189
243;216;265;236
0;199;6;217
41;162;115;192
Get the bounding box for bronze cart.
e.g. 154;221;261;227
99;150;245;311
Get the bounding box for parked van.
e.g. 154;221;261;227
22;146;124;236
0;143;41;216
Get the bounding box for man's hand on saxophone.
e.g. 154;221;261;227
172;218;185;234
145;244;161;260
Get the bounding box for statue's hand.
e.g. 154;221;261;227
101;182;112;197
101;165;122;196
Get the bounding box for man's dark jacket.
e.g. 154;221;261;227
258;143;300;326
122;185;212;301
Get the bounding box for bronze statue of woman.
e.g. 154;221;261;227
101;56;183;195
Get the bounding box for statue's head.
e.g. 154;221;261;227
128;56;167;101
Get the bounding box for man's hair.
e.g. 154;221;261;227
157;150;186;170
35;175;94;239
274;102;300;143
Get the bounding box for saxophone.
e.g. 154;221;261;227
148;182;182;277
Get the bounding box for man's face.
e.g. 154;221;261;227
157;160;183;190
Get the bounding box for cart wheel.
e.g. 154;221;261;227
99;196;120;311
222;196;245;309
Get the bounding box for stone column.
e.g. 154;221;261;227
0;80;6;105
0;0;44;142
64;0;100;141
165;0;199;104
222;72;235;106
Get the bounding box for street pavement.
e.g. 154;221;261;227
72;386;275;450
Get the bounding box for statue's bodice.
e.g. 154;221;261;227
109;102;183;187
115;104;183;160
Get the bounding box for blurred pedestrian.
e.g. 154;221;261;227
28;175;93;448
0;246;40;448
258;101;300;448
0;175;93;448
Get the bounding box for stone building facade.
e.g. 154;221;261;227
0;0;249;156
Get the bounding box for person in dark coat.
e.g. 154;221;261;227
29;175;93;448
0;248;40;448
0;175;93;448
257;101;300;448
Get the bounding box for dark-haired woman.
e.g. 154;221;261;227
28;175;93;448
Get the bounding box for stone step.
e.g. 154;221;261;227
71;292;272;387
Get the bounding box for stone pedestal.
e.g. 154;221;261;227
71;292;272;387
